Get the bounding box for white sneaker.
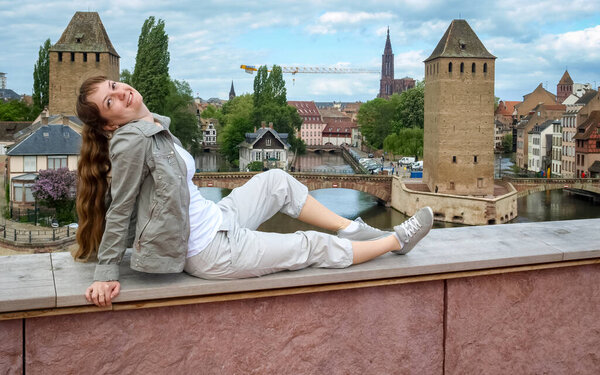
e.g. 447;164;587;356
337;217;392;241
392;207;434;255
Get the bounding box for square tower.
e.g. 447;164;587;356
423;19;496;196
49;12;120;115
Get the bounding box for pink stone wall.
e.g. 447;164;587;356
445;264;600;374
25;282;444;374
0;319;22;374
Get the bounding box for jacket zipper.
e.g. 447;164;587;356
136;200;158;252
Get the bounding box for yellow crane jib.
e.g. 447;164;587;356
240;64;378;75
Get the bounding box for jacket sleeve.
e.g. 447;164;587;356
93;128;148;281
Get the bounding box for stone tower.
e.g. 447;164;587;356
229;81;236;101
556;70;573;104
49;12;119;115
423;19;496;196
378;28;394;98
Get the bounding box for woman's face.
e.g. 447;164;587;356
88;80;147;131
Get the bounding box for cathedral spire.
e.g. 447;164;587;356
384;26;392;54
229;80;236;101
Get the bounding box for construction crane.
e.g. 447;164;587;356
240;64;379;75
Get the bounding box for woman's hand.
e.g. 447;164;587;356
85;281;121;307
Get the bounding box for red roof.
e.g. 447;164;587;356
495;100;521;116
288;101;320;115
322;120;356;135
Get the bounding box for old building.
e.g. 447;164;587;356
527;119;555;174
322;121;355;146
574;110;600;178
378;28;415;99
515;103;565;170
561;90;597;177
423;19;495;196
495;100;520;129
6;115;82;209
551;120;563;177
0;72;6;89
49;12;119;115
238;122;290;171
288;101;326;146
556;70;573;104
199;118;218;145
514;83;557;119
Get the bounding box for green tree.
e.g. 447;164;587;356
132;17;170;114
218;94;254;162
120;69;133;85
0;100;35;121
200;104;219;120
32;38;51;113
383;128;424;160
252;65;303;153
502;133;513;152
164;79;200;153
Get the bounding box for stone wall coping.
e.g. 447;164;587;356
401;178;517;202
1;218;599;315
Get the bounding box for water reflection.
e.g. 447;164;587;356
194;150;227;172
199;186;600;233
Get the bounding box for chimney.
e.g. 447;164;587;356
261;121;266;129
62;115;69;126
41;116;48;125
268;122;273;129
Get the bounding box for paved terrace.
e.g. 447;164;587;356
1;219;599;373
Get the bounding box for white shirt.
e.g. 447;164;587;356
173;143;222;258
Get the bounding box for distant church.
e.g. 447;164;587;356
49;12;120;115
378;28;415;98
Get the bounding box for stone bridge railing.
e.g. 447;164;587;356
193;172;394;203
503;176;600;197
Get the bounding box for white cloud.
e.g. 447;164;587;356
307;11;395;34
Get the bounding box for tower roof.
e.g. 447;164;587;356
50;12;119;57
558;70;573;85
384;27;392;54
425;19;495;62
229;81;236;96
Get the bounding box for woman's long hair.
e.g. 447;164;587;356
73;76;111;262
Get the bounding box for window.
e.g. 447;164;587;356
460;63;464;73
14;184;23;202
25;185;34;202
448;62;452;73
477;178;483;188
83;53;87;62
71;52;75;62
24;156;36;172
472;63;476;73
48;156;67;170
96;53;100;62
58;52;63;62
449;181;455;190
483;63;488;73
266;139;271;146
255;151;261;161
474;155;478;163
452;156;457;163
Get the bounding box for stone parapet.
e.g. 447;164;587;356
1;219;599;373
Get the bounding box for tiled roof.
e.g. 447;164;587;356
528;119;556;134
288;101;320;115
241;127;289;148
558;70;573;85
323;121;356;134
573;111;600;140
589;161;600;173
319;108;350;119
0;89;21;101
50;12;119;56
425;19;495;62
495;100;521;116
7;124;81;156
0;122;31;142
575;90;597;105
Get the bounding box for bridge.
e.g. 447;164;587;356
193;172;393;203
305;145;340;153
502;177;600;197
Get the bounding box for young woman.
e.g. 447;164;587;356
75;76;434;307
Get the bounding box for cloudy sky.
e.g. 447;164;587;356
1;0;599;102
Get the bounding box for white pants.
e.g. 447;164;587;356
184;169;353;279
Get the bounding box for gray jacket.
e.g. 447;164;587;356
94;114;190;281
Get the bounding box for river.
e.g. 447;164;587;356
196;151;600;233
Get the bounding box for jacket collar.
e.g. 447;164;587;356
124;113;171;137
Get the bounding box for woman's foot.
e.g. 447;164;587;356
337;217;393;241
393;207;434;255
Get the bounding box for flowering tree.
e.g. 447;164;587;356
31;168;77;224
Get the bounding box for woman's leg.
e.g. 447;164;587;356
351;236;400;264
297;195;351;231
